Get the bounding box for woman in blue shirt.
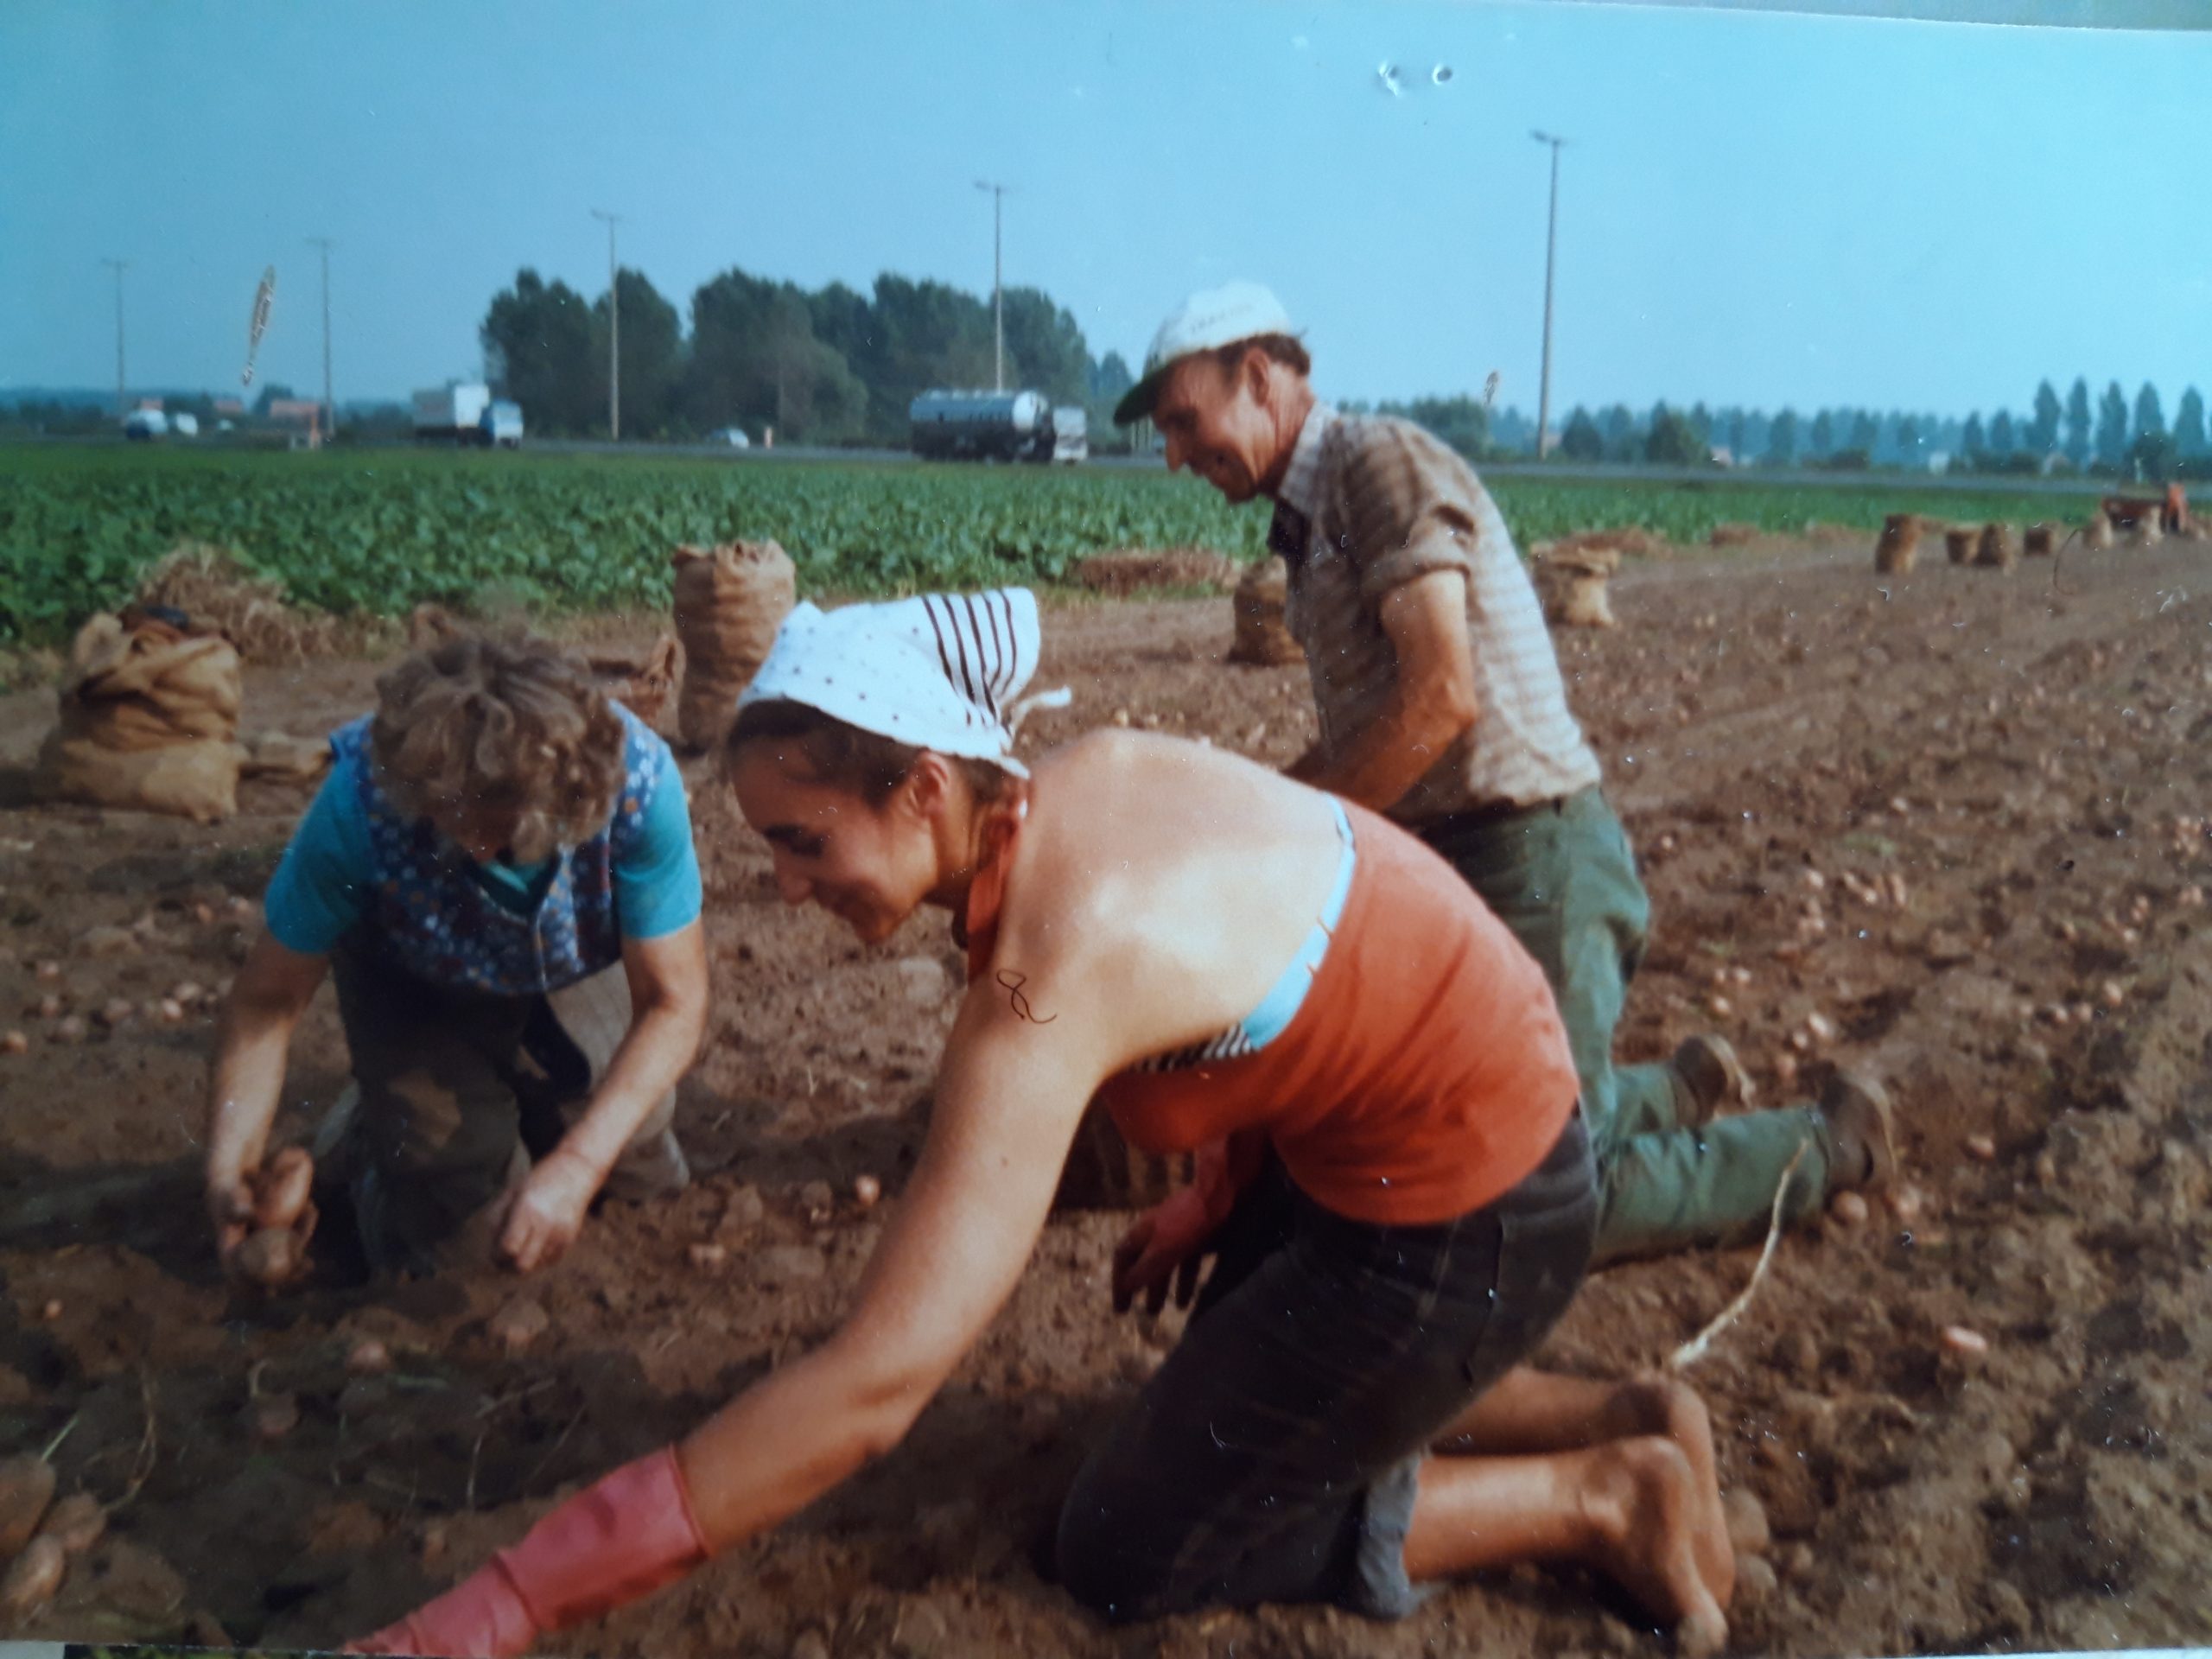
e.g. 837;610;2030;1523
203;630;708;1278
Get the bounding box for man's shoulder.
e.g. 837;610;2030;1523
1323;414;1491;529
1329;413;1483;488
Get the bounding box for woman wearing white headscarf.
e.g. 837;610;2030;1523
346;588;1734;1657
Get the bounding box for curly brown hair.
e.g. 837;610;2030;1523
370;631;625;862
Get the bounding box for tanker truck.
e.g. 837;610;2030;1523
908;389;1058;462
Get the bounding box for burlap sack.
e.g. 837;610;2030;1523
672;542;796;750
34;613;245;822
241;730;334;785
590;635;681;729
2023;524;2056;559
1535;546;1621;630
1229;556;1302;666
1873;514;1920;575
1943;526;1979;566
1974;523;2018;570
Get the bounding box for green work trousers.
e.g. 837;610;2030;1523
1418;787;1831;1264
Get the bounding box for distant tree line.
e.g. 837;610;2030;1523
1551;377;2209;481
474;265;1138;449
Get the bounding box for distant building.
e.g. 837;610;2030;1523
213;397;245;416
136;396;163;412
1926;451;1952;475
267;398;321;424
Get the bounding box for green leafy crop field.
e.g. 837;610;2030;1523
0;444;2095;645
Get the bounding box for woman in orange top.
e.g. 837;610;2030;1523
347;589;1732;1658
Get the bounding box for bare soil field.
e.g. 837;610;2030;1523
1;535;2209;1656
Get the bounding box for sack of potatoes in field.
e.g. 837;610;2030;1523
1535;545;1622;630
1873;513;1920;574
33;610;246;823
589;634;682;729
673;541;796;751
2024;524;2057;558
1943;524;1979;565
1229;556;1304;665
1974;523;2018;570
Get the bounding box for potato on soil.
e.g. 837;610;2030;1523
1721;1488;1770;1554
249;1392;301;1442
37;1492;105;1555
0;1533;66;1619
0;1454;57;1555
345;1338;393;1377
233;1225;306;1287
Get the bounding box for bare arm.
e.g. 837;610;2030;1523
675;964;1109;1548
1292;569;1478;812
499;919;709;1271
205;932;329;1263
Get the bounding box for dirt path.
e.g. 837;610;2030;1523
1;537;2208;1655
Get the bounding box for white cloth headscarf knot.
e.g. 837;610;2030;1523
738;587;1070;778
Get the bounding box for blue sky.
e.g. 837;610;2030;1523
3;1;2206;418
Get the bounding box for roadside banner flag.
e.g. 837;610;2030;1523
243;265;276;387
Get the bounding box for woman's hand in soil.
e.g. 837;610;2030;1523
1112;1183;1216;1315
497;1148;602;1273
205;1173;257;1274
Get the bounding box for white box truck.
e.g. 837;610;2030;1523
414;383;524;448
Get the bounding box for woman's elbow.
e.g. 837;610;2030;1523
851;1371;938;1463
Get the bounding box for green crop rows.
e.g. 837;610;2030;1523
0;445;2097;646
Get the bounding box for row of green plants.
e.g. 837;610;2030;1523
0;446;2102;645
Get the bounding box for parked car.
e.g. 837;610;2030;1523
707;426;752;448
122;410;168;441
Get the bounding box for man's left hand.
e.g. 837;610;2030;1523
497;1148;602;1272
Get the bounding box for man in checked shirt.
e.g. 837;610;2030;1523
1115;281;1894;1264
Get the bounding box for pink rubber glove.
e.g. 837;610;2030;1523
344;1444;709;1656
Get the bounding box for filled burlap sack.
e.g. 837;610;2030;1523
673;542;796;750
1943;525;1979;566
2023;524;2056;559
34;612;245;822
1535;546;1621;630
1873;513;1920;575
1974;523;2018;570
590;634;681;729
241;730;334;785
1229;556;1303;665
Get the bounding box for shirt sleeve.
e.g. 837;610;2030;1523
613;757;703;941
263;759;374;956
1338;420;1493;607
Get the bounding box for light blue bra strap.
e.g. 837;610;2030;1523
1239;798;1358;1052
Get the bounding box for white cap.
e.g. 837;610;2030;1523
737;588;1068;779
1114;281;1297;425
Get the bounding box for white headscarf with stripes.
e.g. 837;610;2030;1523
738;587;1069;778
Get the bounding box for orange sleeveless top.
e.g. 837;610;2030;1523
964;798;1579;1228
